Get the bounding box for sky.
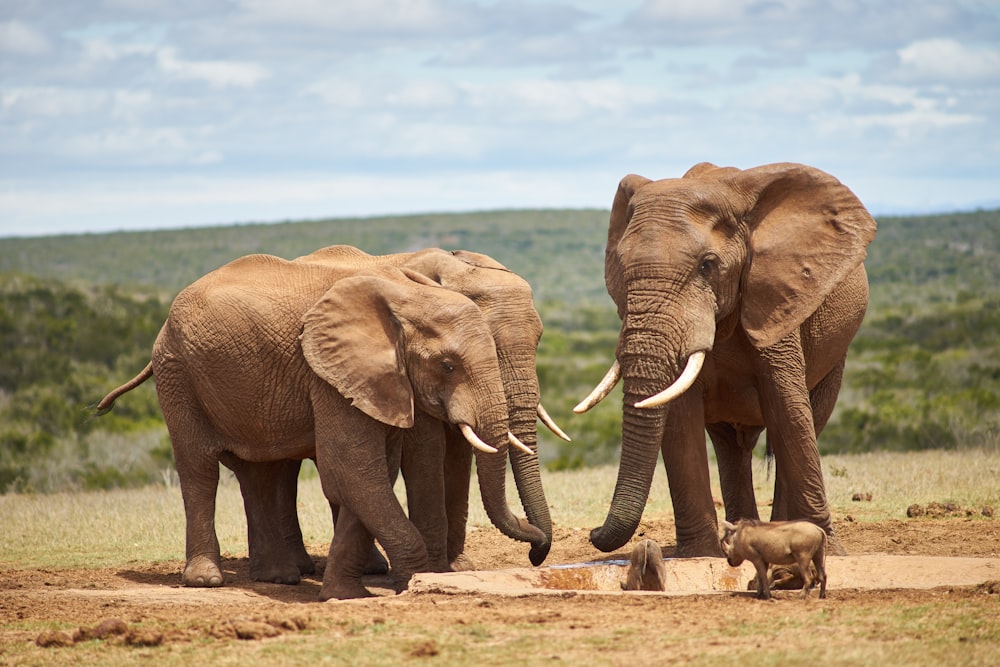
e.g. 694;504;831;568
2;1;999;238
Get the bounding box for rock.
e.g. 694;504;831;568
231;620;281;640
36;630;74;648
75;618;128;642
906;504;925;518
125;629;164;647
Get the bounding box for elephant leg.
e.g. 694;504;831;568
313;404;428;595
400;417;450;572
320;506;377;600
220;455;303;584
752;331;834;537
444;427;475;571
707;423;762;523
660;389;722;557
168;416;225;587
275;459;317;575
810;356;847;437
331;502;389;575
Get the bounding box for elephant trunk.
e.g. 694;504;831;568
590;275;704;553
589;330;675;552
473;395;547;550
500;348;552;566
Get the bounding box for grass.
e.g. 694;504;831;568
2;448;997;571
2;449;997;667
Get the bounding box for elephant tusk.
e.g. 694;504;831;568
460;424;499;454
634;351;706;409
508;432;536;456
537;403;572;442
573;360;621;414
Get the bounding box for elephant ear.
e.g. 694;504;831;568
606;174;653;319
300;273;414;428
734;162;877;349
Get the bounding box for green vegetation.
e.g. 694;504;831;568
0;207;997;491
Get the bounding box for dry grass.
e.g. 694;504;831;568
2;448;996;570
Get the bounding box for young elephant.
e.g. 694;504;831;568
720;519;827;600
622;538;667;591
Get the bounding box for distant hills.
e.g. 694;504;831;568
1;207;997;491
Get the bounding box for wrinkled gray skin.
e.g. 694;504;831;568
721;519;827;599
587;162;876;557
97;259;544;600
231;247;555;583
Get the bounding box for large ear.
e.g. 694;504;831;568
733;163;877;348
300;274;414;428
605;174;653;319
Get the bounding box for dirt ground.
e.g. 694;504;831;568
2;517;999;662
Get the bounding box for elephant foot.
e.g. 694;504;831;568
319;579;373;601
290;546;317;575
674;535;725;558
363;545;389;576
249;561;302;585
826;531;847;556
182;555;224;588
297;556;317;576
449;553;477;572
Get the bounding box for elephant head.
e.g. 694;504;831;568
579;162;876;553
299;266;546;552
398;248;565;565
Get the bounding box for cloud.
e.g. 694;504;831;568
621;0;997;54
155;47;269;88
895;39;1000;84
0;20;50;55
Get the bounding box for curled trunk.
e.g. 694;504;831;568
472;394;546;550
500;348;552;565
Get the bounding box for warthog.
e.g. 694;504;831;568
623;539;667;591
720;519;827;599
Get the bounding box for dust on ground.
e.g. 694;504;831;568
2;517;999;654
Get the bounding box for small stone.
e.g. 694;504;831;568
906;504;925;518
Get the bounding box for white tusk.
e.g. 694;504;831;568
634;351;706;409
537;403;572;442
460;424;498;454
508;432;536;456
573;360;621;414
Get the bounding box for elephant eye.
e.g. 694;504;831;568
699;256;716;277
441;360;455;374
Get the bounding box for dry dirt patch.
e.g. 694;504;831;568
2;517;998;662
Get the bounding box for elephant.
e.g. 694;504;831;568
236;246;568;582
97;256;546;600
575;162;877;557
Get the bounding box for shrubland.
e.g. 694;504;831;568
0;207;997;491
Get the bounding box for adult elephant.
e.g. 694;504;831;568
575;162;877;557
98;258;545;600
240;246;568;579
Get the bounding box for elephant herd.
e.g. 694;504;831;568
98;161;876;600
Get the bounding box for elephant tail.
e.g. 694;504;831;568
96;362;154;415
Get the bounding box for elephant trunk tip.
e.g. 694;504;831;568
528;542;551;566
589;522;635;554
